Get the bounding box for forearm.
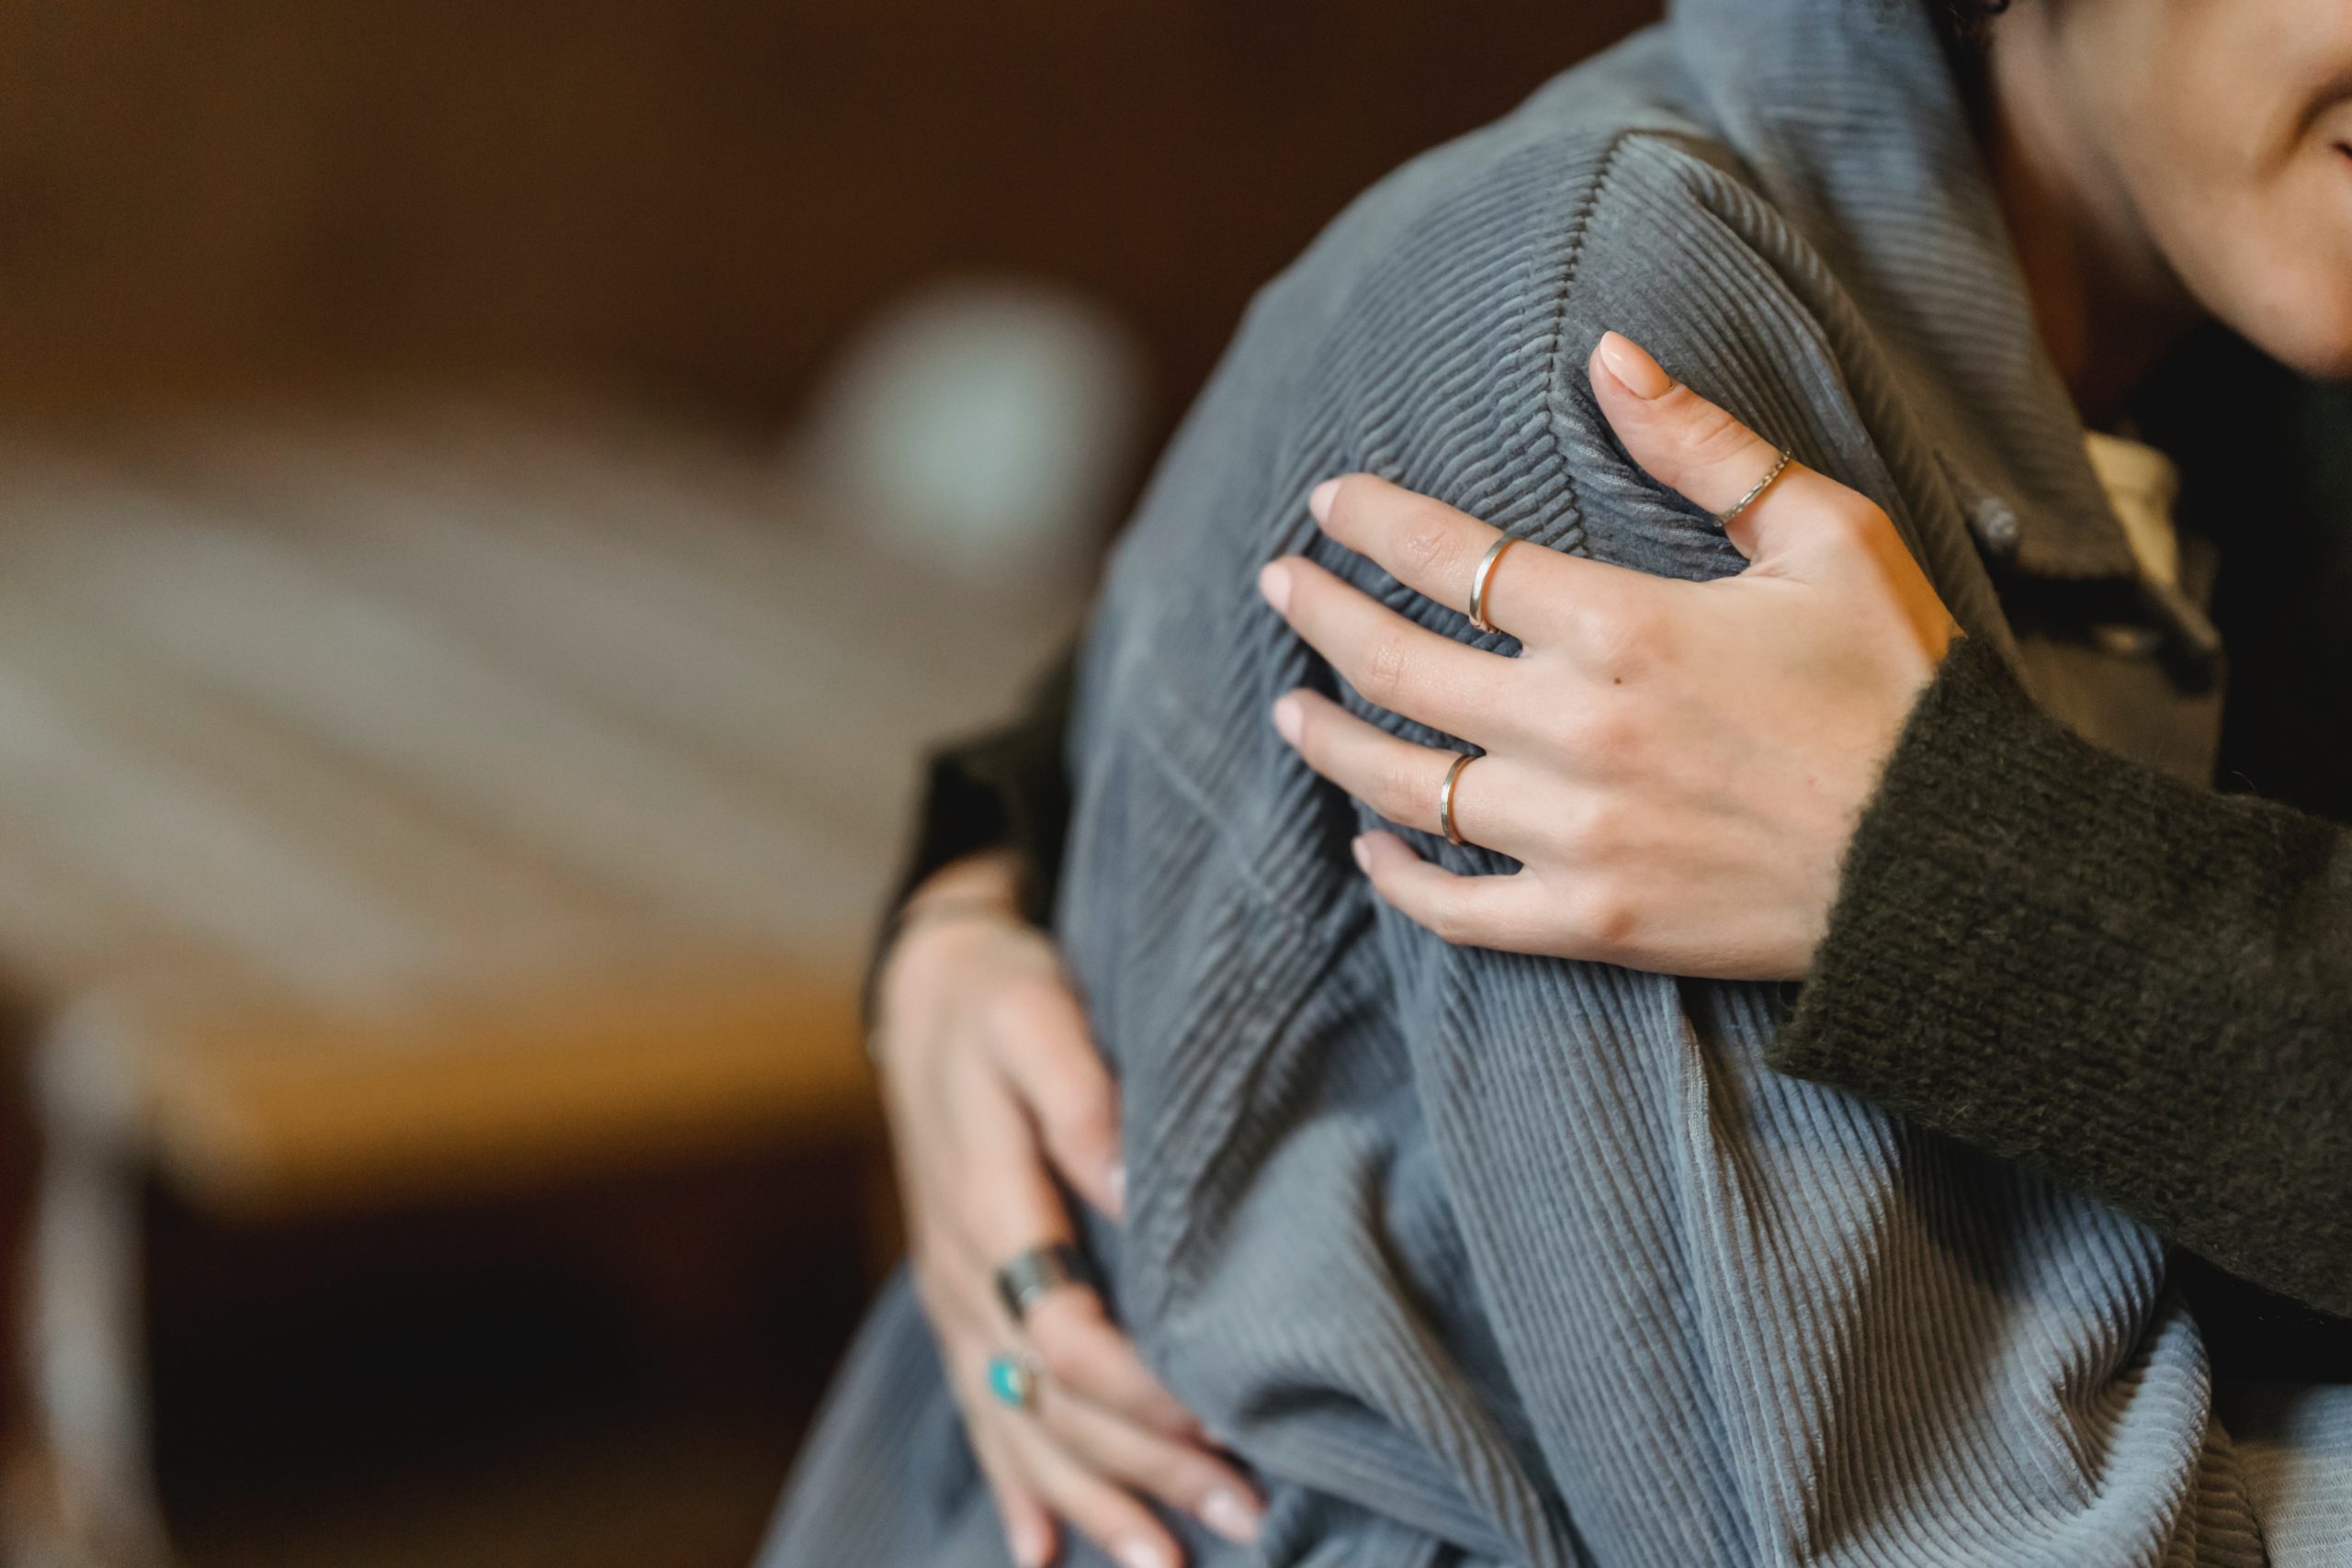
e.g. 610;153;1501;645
1774;637;2352;1317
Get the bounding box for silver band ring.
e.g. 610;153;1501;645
1716;447;1792;527
995;1242;1099;1323
1468;536;1521;634
1439;752;1478;848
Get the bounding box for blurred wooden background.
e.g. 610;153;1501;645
0;4;1659;1565
0;0;1655;425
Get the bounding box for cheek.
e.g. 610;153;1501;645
2214;154;2352;379
2245;273;2352;382
2134;1;2352;376
2124;106;2352;377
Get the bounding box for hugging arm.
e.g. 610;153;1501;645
878;389;2352;1327
1781;633;2352;1320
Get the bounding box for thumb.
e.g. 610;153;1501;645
1586;331;1831;566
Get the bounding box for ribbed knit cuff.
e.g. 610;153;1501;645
1773;637;2352;1317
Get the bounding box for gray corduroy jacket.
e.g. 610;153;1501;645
763;1;2350;1562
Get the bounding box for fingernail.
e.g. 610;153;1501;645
1201;1488;1263;1543
1597;331;1674;399
1308;478;1341;522
1258;559;1294;614
1350;835;1372;874
1106;1162;1127;1216
1271;693;1304;746
1006;1517;1049;1568
1116;1537;1175;1568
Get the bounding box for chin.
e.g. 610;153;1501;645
2176;203;2352;380
2233;279;2352;384
2263;325;2352;385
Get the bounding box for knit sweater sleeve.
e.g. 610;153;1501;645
858;648;1075;1032
1773;636;2352;1318
882;648;1076;928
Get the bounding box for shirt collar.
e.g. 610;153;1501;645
1666;0;2143;583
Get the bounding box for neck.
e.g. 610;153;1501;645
1980;13;2203;424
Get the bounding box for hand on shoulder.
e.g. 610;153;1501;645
1259;332;1960;981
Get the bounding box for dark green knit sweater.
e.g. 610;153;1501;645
1779;636;2352;1329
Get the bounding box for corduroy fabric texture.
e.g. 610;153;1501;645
762;1;2348;1562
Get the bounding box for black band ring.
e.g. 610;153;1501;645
995;1242;1100;1322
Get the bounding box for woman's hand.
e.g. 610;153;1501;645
1258;331;1960;981
872;851;1262;1568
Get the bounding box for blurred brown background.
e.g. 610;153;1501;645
4;1;1654;427
0;4;1655;1565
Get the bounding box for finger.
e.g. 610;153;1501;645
1034;1390;1263;1545
934;1054;1200;1437
969;1418;1059;1568
979;970;1126;1219
1306;473;1620;646
933;1043;1088;1313
919;1210;1025;1362
933;1327;1062;1568
1002;1418;1187;1568
1025;1286;1198;1437
1588;331;1857;565
951;1283;1248;1551
1259;555;1508;740
929;1172;1193;1445
1270;688;1531;853
1351;830;1558;953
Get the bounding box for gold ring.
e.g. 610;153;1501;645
1439;752;1478;848
1715;447;1792;527
1468;536;1521;634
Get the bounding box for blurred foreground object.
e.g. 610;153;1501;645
790;279;1148;592
0;390;1076;1563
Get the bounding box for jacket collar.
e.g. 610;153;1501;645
1667;0;2143;583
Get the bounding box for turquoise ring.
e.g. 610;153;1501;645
986;1352;1041;1411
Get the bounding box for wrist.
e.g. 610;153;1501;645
902;847;1024;919
867;851;1028;1065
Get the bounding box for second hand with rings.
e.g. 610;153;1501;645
985;1242;1101;1411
